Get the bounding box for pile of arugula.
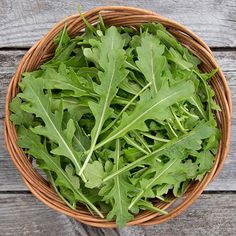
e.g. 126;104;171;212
10;18;220;227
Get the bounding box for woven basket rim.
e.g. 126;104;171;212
4;6;232;228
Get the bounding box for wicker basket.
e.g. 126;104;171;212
4;6;232;228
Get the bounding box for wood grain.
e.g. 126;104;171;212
0;50;25;119
0;50;235;191
0;193;235;235
120;194;236;236
0;0;236;48
0;0;235;234
0;193;78;236
0;122;27;191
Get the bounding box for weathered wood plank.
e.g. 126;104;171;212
0;0;236;48
0;50;235;191
119;194;236;235
0;193;235;235
0;51;27;191
0;121;27;191
0;193;78;236
206;51;236;190
0;50;25;119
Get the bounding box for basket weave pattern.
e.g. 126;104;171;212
4;6;232;227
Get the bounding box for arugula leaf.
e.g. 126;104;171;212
129;158;178;209
79;27;128;176
191;150;215;175
84;161;105;188
118;78;142;95
100;82;152;135
167;48;193;71
10;96;33;127
189;95;207;120
136;33;166;94
41;66;95;98
10;20;221;227
99;140;133;227
54;25;71;56
136;199;168;215
103;121;215;182
18;77;86;181
17;128;104;218
95;80;195;149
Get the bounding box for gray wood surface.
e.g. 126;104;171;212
0;0;235;235
0;193;235;236
0;0;236;48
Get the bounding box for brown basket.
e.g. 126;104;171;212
4;6;232;228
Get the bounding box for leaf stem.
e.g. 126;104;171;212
131;130;151;153
103;145;167;183
102;127;199;182
123;135;149;154
56;24;67;56
129;71;146;88
167;121;178;137
35;142;103;218
155;195;170;202
138;199;168;215
101;82;152;134
125;61;141;72
170;106;187;133
47;171;76;210
113;96;136;106
193;69;211;118
25;82;87;182
141;132;170;143
78;8;97;34
180;105;199;119
98;14;106;32
190;96;207;120
128;159;177;209
96;84;191;150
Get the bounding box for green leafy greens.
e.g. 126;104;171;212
10;18;220;227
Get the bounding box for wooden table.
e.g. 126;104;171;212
0;1;235;235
